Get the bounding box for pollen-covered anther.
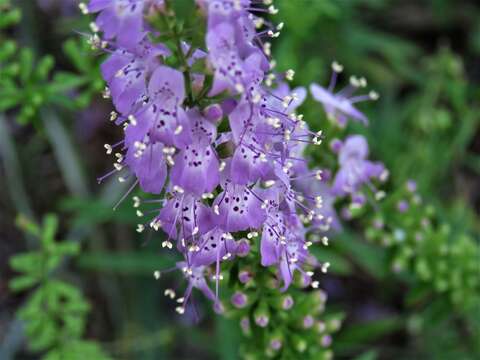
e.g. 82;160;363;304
379;169;389;182
114;163;123;171
315;170;323;180
254;17;264;28
104;144;113;154
252;92;262;104
349;75;361;87
331;61;344;73
306;271;314;277
175;307;185;314
303;241;313;250
321;236;329;246
261;199;269;209
279;236;287;245
263;42;271;56
219;161;226;172
235;83;245;93
315;196;323;208
321;262;330;273
267;117;281;128
128;115;137;126
284;69;295;81
133;196;141;208
173;185;184;194
164;289;175;299
102;86;111;99
311;281;320;289
192;226;199;236
109;111;117;121
375;191;386;201
149;219;161;231
202;192;214;199
136;224;145;233
162;240;173;249
282;95;292;108
118;176;126;183
265;73;276;86
213;205;220;215
212;274;224;280
284;129;291;141
264;180;276;188
259;153;268;162
115;153;123;162
174;125;183;135
369;90;379;100
136;210;143;217
268;5;279;14
289;257;298;264
188;245;199;252
277;22;284;30
222;253;232;260
267;30;280;38
78;2;89;14
166;155;175;166
247;231;259;239
89;21;99;33
153;271;161;280
176;297;185;303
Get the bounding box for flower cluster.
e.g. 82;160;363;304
84;0;384;323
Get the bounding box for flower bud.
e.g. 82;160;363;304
231;291;248;309
204;104;223;123
238;270;252;284
236;238;251;257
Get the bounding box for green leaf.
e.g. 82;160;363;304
9;274;39;291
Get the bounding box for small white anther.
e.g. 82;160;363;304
153;271;161;279
136;224;145;233
78;2;89;14
369;90;379;100
332;61;344;73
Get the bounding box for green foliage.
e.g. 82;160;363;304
9;214;111;359
364;183;480;312
0;2;103;125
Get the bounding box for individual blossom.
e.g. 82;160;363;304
310;61;379;127
331;135;387;199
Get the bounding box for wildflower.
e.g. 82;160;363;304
310;62;378;126
331;135;385;198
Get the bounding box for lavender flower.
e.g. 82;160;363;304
332;135;386;199
310;61;379;127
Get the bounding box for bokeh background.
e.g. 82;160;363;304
1;0;479;359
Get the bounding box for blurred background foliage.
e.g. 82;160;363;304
0;0;479;359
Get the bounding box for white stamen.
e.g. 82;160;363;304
78;2;89;14
331;61;344;73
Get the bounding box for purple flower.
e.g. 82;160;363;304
332;135;386;197
170;109;220;195
88;0;145;50
310;62;378;127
